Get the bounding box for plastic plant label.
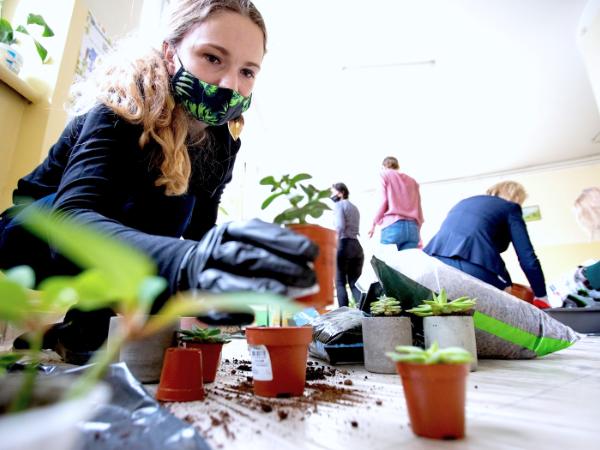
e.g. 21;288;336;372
249;345;273;381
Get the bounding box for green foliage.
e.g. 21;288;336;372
0;206;296;411
259;173;331;225
370;295;402;316
386;341;473;365
406;289;476;317
0;353;20;376
0;12;54;63
178;326;231;344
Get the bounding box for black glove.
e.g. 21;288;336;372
179;218;318;295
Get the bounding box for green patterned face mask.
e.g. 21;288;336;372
171;57;252;126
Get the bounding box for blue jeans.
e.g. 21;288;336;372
380;219;419;251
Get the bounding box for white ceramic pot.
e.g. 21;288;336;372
107;316;176;383
424;315;478;371
362;316;412;373
0;375;110;450
0;42;23;74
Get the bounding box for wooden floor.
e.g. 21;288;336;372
163;335;600;450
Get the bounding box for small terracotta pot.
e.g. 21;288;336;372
156;347;205;402
396;362;469;439
184;342;224;383
287;224;337;309
246;326;313;398
508;283;534;303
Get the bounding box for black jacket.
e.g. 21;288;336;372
0;104;241;292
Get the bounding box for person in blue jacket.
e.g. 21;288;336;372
424;181;548;305
0;0;317;360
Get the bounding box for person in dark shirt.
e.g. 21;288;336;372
0;0;317;357
424;181;549;306
331;182;364;307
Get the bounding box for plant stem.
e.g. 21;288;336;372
8;331;43;413
64;332;126;400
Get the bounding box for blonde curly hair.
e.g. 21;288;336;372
71;0;266;196
486;180;527;205
574;187;600;237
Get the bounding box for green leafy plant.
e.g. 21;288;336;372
0;11;54;63
178;326;231;344
259;173;331;224
386;341;473;364
406;289;476;317
0;206;297;413
370;295;402;316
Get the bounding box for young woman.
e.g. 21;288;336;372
368;156;424;250
0;0;317;357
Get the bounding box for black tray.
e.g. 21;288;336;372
546;307;600;334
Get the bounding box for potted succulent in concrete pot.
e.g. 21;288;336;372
0;7;54;74
362;295;412;374
407;289;477;371
260;173;336;310
178;326;231;383
387;342;472;440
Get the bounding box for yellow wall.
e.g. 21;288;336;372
417;160;600;287
0;0;86;210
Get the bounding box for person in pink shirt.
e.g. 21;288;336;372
368;156;424;250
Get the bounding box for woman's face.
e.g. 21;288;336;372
165;11;264;97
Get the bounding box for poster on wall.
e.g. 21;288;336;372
523;205;542;222
74;12;112;83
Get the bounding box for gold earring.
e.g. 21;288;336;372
227;115;244;141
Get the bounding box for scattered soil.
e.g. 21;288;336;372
350;420;358;428
343;379;353;386
376;399;382;406
237;364;252;371
305;363;336;381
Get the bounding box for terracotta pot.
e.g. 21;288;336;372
246;326;312;397
184;342;224;383
508;283;534;303
396;362;469;439
156;347;205;402
288;224;337;308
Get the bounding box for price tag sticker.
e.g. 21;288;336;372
248;345;273;381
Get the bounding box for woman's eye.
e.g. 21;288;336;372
241;68;255;79
204;54;221;64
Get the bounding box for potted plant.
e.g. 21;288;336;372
0;207;296;448
387;342;472;440
362;295;412;373
0;6;54;74
407;289;478;371
178;326;231;383
260;172;336;309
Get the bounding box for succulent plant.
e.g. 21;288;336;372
406;289;476;317
370;295;402;316
386;341;473;364
178;326;231;344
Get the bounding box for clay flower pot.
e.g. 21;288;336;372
156;347;205;402
184;342;224;383
396;362;469;439
246;326;313;398
287;224;337;309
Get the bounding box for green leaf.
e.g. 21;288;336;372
0;279;28;322
32;38;48;63
259;176;276;186
37;276;80;312
20;207;155;303
0;353;20;376
290;173;312;184
26;14;54;37
0;18;15;45
261;192;283;210
4;266;35;289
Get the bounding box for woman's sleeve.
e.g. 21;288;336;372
52;106;195;293
372;174;388;226
507;204;546;297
